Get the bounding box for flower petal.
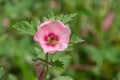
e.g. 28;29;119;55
33;20;71;53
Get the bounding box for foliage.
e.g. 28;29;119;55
70;35;84;44
0;0;120;80
13;13;77;36
43;12;77;24
13;21;37;35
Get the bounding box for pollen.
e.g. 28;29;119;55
44;33;59;47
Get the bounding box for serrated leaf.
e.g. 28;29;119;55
30;20;37;30
53;76;73;80
52;53;71;68
33;47;45;60
43;12;77;24
50;67;64;76
13;21;37;35
42;12;57;21
52;52;64;61
50;55;71;75
66;44;74;51
53;60;64;68
59;55;71;67
52;51;71;68
56;13;77;24
70;35;84;44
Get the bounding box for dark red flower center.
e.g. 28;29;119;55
44;33;59;47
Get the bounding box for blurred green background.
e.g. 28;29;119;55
0;0;120;80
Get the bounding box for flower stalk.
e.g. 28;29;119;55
45;53;49;80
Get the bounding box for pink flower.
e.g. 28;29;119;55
102;12;115;31
34;20;71;53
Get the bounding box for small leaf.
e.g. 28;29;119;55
13;21;37;35
52;52;64;61
50;55;71;75
42;12;77;24
42;12;56;21
33;47;45;60
30;20;38;30
53;76;73;80
52;53;71;68
59;55;71;67
70;35;84;44
50;67;64;76
53;60;64;68
66;44;74;51
52;52;71;68
56;13;77;24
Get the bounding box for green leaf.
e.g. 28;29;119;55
50;55;71;75
52;51;71;67
13;21;37;35
70;35;84;44
33;47;45;60
30;20;37;30
56;13;77;24
53;60;64;68
53;76;73;80
66;44;74;51
59;55;71;67
67;35;82;51
52;52;64;61
52;53;71;68
13;13;76;35
43;12;56;21
43;12;77;24
50;67;64;76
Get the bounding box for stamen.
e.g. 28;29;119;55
44;33;59;47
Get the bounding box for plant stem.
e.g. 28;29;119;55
45;53;49;80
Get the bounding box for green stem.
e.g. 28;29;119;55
45;53;49;80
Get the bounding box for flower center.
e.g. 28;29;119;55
44;33;59;47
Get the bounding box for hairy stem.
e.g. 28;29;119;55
45;53;49;80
